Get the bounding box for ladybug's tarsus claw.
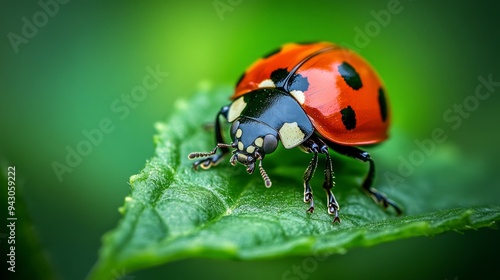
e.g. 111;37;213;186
367;188;403;216
388;200;403;216
303;192;315;213
332;215;341;224
192;157;216;170
328;203;341;223
200;162;211;169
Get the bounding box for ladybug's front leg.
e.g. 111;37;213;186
189;106;233;169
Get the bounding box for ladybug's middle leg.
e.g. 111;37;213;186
301;139;319;213
326;142;402;215
318;141;341;223
301;136;340;223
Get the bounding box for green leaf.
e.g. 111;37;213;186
88;86;500;280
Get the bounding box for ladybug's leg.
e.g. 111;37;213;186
301;139;319;213
319;142;341;223
189;106;233;169
301;136;340;223
326;142;402;215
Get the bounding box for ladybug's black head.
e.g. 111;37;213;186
228;117;279;187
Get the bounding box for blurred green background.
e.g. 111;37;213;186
1;0;499;279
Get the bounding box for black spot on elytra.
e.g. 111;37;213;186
341;106;356;130
378;87;388;122
270;68;289;87
270;68;309;92
338;62;363;90
236;72;246;87
262;47;282;59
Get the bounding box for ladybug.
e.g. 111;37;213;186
189;42;401;223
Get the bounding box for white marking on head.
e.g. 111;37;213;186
236;128;243;138
279;122;305;149
237;141;244;151
258;79;276;88
290;90;305;104
246;145;256;154
254;137;264;147
227;97;247;122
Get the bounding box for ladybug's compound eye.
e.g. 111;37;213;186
262;134;278;154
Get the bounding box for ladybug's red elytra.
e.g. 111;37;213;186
189;42;401;223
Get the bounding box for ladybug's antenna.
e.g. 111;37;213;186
259;159;272;188
188;143;235;159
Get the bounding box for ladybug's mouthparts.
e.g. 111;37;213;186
230;150;272;188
